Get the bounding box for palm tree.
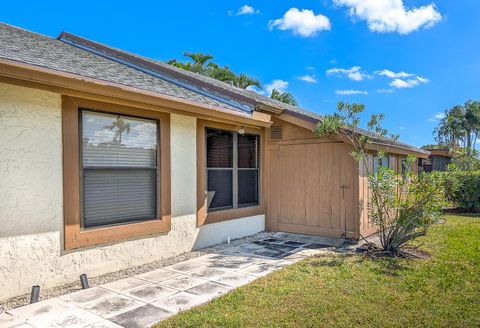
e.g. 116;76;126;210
167;52;263;89
205;63;236;83
434;100;480;154
464;100;480;152
183;52;214;67
270;89;298;106
233;73;261;89
104;116;131;145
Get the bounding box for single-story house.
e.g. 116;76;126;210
419;148;452;172
0;23;430;301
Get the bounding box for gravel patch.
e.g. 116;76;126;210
0;231;273;313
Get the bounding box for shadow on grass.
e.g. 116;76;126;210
307;255;350;268
366;257;413;277
306;253;413;278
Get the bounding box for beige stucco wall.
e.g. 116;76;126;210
0;83;264;301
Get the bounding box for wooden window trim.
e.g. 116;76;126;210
197;119;265;226
63;96;171;250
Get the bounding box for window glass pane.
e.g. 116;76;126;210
207;169;233;210
206;129;233;168
373;156;389;173
238;169;258;207
83;169;156;228
238;134;258;168
82;111;157;168
81;110;158;228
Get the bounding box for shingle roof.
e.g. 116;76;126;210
0;23;242;112
0;23;427;156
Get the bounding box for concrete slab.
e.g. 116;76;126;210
0;312;29;328
125;284;177;303
185;282;230;298
165;261;205;273
60;287;117;305
188;266;229;281
83;294;145;318
212;272;257;287
7;298;75;321
101;277;149;293
135;268;181;284
26;308;103;328
205;256;255;270
109;304;172;328
283;240;308;247
151;292;210;314
159;274;207;291
86;320;125;328
252;248;284;258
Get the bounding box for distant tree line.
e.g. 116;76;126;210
167;52;297;106
434;100;480;155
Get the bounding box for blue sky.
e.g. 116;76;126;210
2;0;479;146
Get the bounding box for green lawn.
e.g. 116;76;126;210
156;215;480;328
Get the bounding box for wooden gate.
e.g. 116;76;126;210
267;142;358;238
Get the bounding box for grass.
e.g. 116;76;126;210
156;215;480;328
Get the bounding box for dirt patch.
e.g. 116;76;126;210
401;247;432;259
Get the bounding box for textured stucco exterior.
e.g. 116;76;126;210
0;83;265;301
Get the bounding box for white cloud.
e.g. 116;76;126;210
248;79;289;96
335;89;368;95
375;69;414;78
399;126;406;130
268;8;331;37
297;75;317;83
326;66;371;81
246;85;267;96
265;79;289;94
390;76;429;88
429;111;446;122
333;0;442;35
237;5;259;15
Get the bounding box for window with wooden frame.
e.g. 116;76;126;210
197;120;264;225
62;96;171;250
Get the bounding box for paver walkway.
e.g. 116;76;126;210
0;233;347;328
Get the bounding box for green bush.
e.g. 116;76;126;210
443;171;480;210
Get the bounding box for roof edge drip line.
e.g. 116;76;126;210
58;34;253;114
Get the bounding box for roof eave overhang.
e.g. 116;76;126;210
255;101;285;115
277;111;430;158
0;58;271;128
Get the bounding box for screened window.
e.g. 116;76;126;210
206;128;259;211
81;110;159;228
373;155;389;174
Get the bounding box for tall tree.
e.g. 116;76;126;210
435;100;480;154
270;89;298;106
233;73;261;89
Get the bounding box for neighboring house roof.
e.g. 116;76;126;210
424;148;453;158
0;22;428;156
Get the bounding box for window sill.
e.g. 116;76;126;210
198;205;264;226
65;217;171;250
